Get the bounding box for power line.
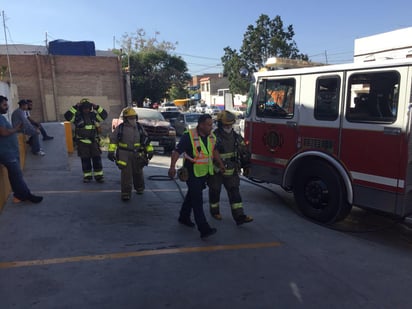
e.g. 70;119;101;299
174;51;221;61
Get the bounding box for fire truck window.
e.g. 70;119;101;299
257;78;295;118
346;71;399;123
314;76;340;121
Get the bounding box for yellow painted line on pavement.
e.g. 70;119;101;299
0;242;281;269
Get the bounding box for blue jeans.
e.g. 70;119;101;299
180;174;210;232
0;157;31;200
29;133;41;153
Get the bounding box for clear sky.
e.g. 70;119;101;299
1;0;411;75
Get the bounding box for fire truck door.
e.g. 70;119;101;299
250;77;299;171
340;69;406;212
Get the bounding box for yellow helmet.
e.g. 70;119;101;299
80;98;90;104
217;110;236;125
122;107;137;118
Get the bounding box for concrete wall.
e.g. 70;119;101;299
0;54;127;134
0;134;26;212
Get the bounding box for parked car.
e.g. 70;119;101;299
195;103;207;113
230;106;246;118
174;113;203;136
161;111;181;128
158;102;179;112
205;105;221;116
112;107;176;152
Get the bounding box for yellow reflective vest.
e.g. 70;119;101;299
184;128;216;177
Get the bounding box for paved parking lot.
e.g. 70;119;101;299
0;122;411;308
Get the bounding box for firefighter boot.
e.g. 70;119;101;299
95;176;104;183
121;192;131;201
136;187;144;195
210;203;222;220
83;176;92;183
232;205;253;225
236;214;254;225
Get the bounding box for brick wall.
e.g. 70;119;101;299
0;54;126;134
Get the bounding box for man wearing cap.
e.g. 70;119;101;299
11;99;45;156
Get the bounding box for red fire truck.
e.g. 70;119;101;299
243;56;412;223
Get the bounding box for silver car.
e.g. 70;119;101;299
174;113;203;136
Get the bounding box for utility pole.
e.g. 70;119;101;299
2;10;13;83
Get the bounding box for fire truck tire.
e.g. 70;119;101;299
293;161;352;223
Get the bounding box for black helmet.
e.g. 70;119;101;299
79;98;92;109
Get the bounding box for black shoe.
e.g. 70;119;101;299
83;178;92;183
27;194;43;203
200;228;217;239
95;177;104;183
43;136;54;141
178;217;195;227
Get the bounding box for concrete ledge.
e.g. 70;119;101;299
0;134;26;212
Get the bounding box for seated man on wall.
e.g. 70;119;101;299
11;99;45;156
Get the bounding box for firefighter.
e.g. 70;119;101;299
207;110;253;225
108;107;154;201
64;98;108;183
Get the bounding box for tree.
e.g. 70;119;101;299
116;29;190;105
130;49;190;104
221;47;249;95
222;14;308;94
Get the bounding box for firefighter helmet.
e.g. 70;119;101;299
217;110;236;125
122;107;138;118
79;98;92;109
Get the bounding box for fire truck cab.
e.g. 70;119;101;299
243;55;412;223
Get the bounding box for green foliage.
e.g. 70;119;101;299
168;84;189;101
118;29;190;104
222;14;309;94
130;49;190;104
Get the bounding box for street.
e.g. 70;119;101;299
0;123;411;308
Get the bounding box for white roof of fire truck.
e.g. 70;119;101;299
257;54;412;78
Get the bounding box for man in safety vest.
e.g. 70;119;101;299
168;114;224;239
107;107;154;201
208;110;253;225
64;98;108;183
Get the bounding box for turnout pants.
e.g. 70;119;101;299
207;172;245;221
77;141;103;180
119;151;145;195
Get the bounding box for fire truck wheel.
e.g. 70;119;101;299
293;161;351;223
